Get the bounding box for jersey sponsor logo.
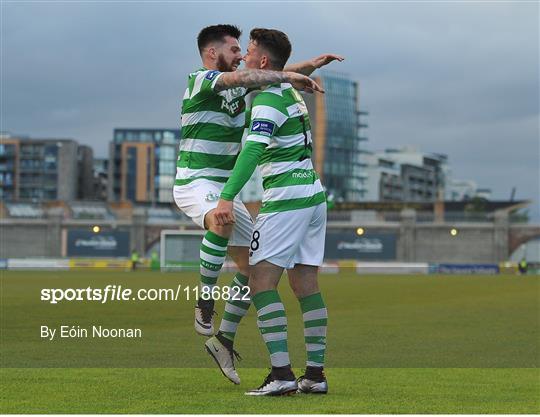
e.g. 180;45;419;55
221;99;242;114
219;87;246;115
250;120;275;136
292;171;313;179
218;87;246;101
228;87;245;98
205;70;219;81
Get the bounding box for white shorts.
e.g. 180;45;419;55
249;202;327;269
173;179;253;247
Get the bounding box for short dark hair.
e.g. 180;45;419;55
249;28;292;70
197;24;242;54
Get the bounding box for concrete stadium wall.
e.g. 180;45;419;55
328;209;516;263
326;222;501;263
0;222;52;258
1;209;538;263
413;225;496;263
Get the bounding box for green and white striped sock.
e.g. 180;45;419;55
218;272;251;342
199;231;228;297
252;290;290;367
299;292;327;368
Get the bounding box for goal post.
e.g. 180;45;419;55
160;229;205;271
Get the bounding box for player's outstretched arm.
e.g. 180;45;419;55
284;54;345;76
215;70;324;94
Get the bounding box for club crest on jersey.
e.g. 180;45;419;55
250;120;275;136
205;191;220;202
205;70;219;81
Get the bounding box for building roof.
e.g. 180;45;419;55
334;200;531;213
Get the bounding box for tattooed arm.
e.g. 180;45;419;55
284;54;345;76
215;70;324;94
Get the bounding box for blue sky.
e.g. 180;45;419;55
2;1;539;217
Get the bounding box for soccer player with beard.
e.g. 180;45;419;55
173;24;341;385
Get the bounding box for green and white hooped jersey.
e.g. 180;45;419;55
175;68;248;186
246;83;325;214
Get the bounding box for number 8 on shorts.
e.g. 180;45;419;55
250;231;260;252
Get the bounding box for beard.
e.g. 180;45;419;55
217;53;239;72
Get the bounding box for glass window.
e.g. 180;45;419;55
163;131;177;143
126;147;137;201
160;146;175;160
159;161;175;174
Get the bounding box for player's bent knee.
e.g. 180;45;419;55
210;224;233;238
205;209;233;237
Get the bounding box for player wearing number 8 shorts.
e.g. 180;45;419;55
175;24;341;386
214;28;331;396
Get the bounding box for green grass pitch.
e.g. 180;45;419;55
1;270;538;413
